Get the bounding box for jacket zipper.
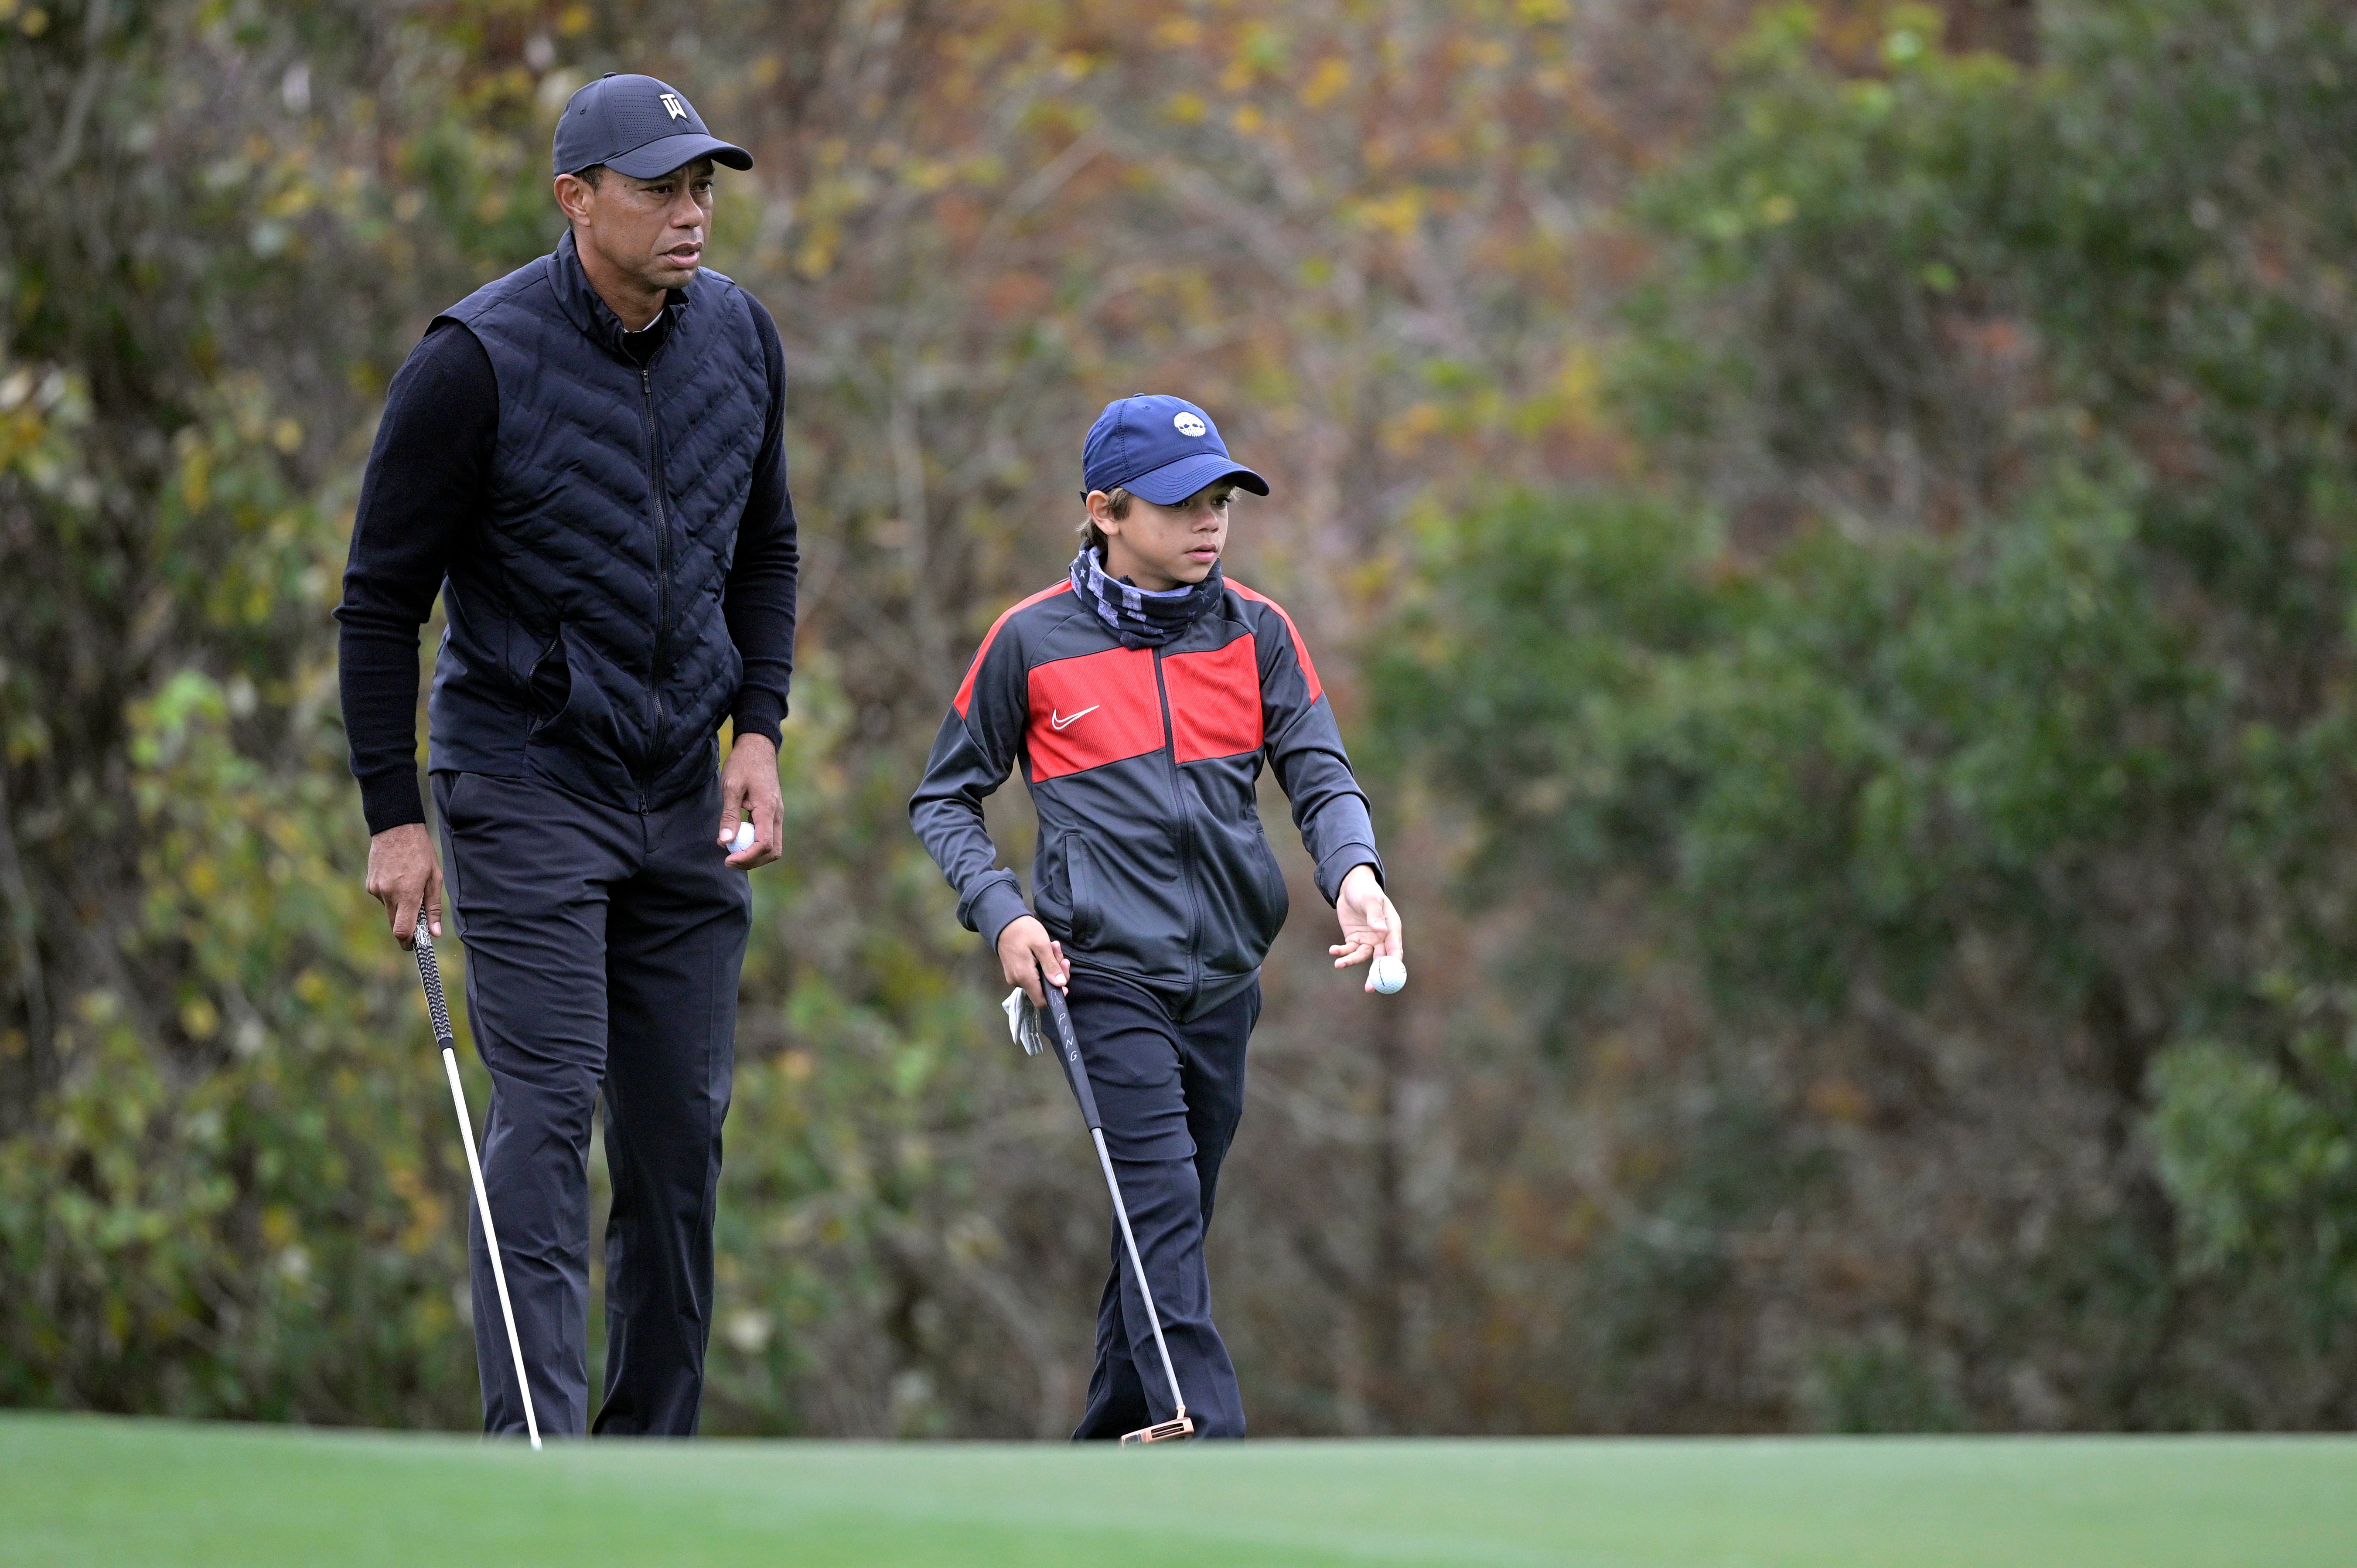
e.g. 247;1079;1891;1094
639;361;669;812
1150;646;1202;1006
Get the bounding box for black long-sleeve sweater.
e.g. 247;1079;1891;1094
334;304;799;834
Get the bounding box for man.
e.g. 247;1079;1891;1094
335;74;796;1438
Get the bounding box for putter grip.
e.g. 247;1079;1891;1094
413;918;456;1047
1043;982;1104;1133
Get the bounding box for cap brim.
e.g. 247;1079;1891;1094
1124;452;1270;505
605;133;754;178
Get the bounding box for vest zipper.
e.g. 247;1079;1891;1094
1151;645;1202;1006
640;362;669;811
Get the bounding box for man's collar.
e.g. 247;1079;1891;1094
552;229;691;357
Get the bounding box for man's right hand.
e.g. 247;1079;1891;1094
996;914;1067;1006
366;822;445;950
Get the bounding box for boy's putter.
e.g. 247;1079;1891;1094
1023;968;1194;1444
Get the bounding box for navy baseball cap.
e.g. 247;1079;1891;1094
553;73;751;180
1081;395;1270;504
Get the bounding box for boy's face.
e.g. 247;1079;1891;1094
1091;481;1235;592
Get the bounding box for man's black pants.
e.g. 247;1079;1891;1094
1064;967;1257;1440
434;768;750;1438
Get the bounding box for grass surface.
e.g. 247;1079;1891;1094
3;1413;2351;1567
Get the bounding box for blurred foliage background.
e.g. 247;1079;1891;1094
4;0;2356;1435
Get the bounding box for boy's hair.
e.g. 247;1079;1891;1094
1078;487;1133;555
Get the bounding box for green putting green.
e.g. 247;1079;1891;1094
3;1412;2349;1567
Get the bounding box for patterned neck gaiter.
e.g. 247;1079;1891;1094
1068;547;1224;650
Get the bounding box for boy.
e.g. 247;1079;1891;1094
910;393;1404;1438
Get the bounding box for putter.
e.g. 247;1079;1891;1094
415;916;543;1450
1027;969;1195;1445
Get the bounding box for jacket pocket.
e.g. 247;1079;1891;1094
525;624;571;725
524;623;611;751
1061;832;1104;947
1250;832;1291;938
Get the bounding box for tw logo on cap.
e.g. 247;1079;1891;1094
660;92;688;121
1173;412;1207;438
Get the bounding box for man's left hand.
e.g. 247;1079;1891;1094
719;731;784;869
1329;862;1403;991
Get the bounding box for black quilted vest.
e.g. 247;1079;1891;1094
427;231;769;810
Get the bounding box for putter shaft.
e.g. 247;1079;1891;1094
1041;974;1192;1437
417;920;543;1450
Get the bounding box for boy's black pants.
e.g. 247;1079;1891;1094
1064;967;1258;1441
433;768;750;1438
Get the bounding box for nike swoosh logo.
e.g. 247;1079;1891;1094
1051;706;1099;731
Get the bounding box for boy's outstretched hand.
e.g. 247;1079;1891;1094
1330;863;1404;991
998;914;1068;1007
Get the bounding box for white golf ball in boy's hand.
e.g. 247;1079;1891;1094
1370;955;1406;995
730;821;756;855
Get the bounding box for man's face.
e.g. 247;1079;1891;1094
557;158;716;293
1096;482;1235;590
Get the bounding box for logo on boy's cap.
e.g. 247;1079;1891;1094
1081;394;1271;506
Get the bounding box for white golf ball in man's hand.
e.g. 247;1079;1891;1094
730;821;756;855
1370;955;1406;995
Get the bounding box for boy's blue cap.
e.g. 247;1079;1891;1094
554;73;751;179
1082;395;1270;505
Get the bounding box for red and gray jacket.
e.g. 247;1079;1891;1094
911;573;1381;1012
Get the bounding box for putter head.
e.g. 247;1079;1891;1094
1119;1414;1195;1445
